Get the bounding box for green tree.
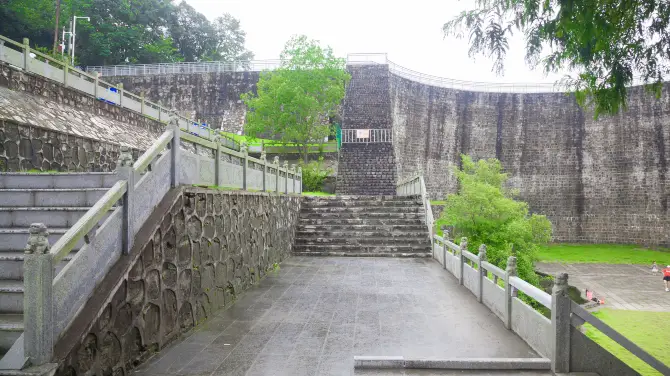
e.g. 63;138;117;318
439;155;552;285
241;35;350;163
443;0;670;117
208;14;254;62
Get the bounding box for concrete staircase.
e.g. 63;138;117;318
294;195;431;257
0;172;118;359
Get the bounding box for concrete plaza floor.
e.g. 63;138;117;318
536;262;670;312
131;257;541;376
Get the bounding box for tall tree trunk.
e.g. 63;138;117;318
52;0;61;54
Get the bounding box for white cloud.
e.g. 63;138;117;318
184;0;567;84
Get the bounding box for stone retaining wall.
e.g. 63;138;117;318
55;188;301;376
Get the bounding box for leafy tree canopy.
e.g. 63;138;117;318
444;0;670;116
438;155;552;285
241;35;350;163
0;0;254;66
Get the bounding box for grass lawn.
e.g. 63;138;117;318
302;191;335;197
538;243;670;265
584;309;670;375
430;200;447;205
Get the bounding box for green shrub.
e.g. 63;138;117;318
439;155;552;287
300;156;333;192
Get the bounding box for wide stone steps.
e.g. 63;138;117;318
0;252;73;280
0;228;83;252
0;207;112;227
0;282;23;314
292;244;431;257
295;195;431;258
0;172;117;189
0;188;108;207
300;212;425;220
0;315;22;355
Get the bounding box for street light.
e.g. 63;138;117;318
71;15;90;64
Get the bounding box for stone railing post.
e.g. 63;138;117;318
140;92;145;114
117;83;124;107
478;244;487;303
261;151;267;192
0;40;5;62
168;112;180;188
441;226;448;270
117;146;135;254
291;164;297;193
23;38;30;71
504;256;517;329
283;161;289;194
274;157;280;193
23;223;53;366
63;63;69;87
93;71;99;99
551;273;571;373
214;135;222;187
297;166;302;194
241;143;248;190
459;237;467;285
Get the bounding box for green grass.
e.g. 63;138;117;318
584;309;670;375
302;191;335;197
23;169;61;174
430;200;447;205
538;243;670;265
220;132;337;153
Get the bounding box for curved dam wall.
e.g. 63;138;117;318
390;73;670;245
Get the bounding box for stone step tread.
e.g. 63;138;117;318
0;314;23;331
0;228;68;234
0;252;73;262
0;188;109;192
0;281;23;293
0;172;115;176
0;207;102;211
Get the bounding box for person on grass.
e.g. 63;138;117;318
663;265;670;292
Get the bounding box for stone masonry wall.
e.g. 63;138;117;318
56;188;301;376
0;119;140;171
336;64;397;195
107;72;260;133
390;73;670;245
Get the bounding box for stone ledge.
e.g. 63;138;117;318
353;356;551;370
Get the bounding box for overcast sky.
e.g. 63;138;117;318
184;0;566;84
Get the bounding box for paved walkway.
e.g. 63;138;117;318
132;257;540;376
536;262;670;312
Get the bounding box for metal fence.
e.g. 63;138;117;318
340;128;393;143
87;60;283;77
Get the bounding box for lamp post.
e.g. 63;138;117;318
71;15;90;64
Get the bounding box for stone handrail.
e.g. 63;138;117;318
20;124;302;369
396;174;434;240
431;233;670;375
0;34;239;151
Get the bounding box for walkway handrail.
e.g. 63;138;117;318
0;34;239;151
133;130;172;173
86;59;283;77
431;232;669;375
396;174;434;241
571;301;670;375
50;180;127;264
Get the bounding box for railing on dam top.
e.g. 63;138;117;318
340;128;393;143
86;59;283;77
0;35;239;151
432;231;670;375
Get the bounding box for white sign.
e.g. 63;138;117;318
356;129;370;139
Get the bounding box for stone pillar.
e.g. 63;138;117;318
478;244;487;303
441;226;448;270
23;223;53;366
63;63;69;87
168;111;180;188
117;146;135;254
297;167;302;194
551;273;571;373
93;72;99;99
140;92;145;114
214;135;222;187
241;143;248;190
283;161;289;194
459;237;467;285
291;164;297;193
274;157;280;193
118;82;124;107
261;151;267;192
23;38;30;71
504;256;517;329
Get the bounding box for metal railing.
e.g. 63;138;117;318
0;35;239;151
86;59;283;77
432;232;670;375
340;128;393;143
